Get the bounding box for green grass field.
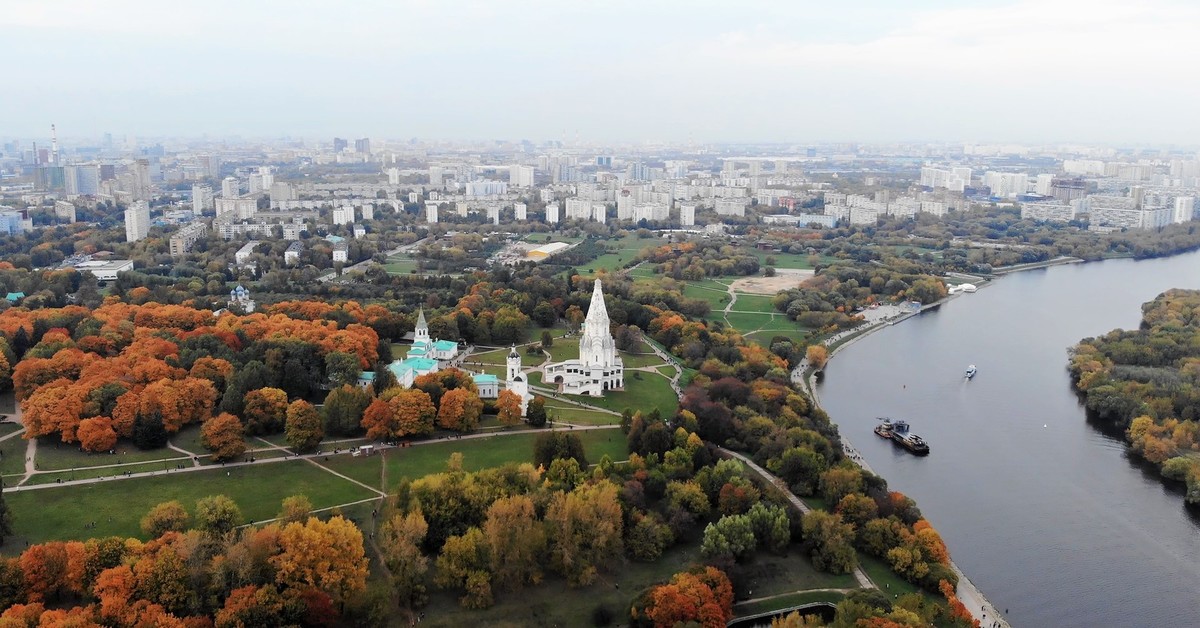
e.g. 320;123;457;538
576;235;658;276
321;428;627;491
33;437;190;471
3;460;381;548
732;294;779;312
545;406;621;426
857;554;920;597
623;352;667;368
749;250;831;270
569;372;678;417
683;284;730;310
725;311;788;334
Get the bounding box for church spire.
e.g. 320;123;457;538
584;279;608;327
416;307;427;329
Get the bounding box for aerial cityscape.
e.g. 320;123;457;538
1;1;1199;627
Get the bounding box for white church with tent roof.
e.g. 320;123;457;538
542;279;624;397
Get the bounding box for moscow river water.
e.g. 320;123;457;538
817;251;1200;628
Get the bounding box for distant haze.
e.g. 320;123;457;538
4;0;1199;144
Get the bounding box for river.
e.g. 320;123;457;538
816;251;1200;628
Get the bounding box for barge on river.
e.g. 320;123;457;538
874;418;930;455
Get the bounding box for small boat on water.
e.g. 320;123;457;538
874;417;930;455
965;364;977;379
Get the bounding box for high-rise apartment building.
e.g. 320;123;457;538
355;138;371;154
222;176;240;198
192;185;213;214
333;137;348;152
125;201;150;242
509;165;535;187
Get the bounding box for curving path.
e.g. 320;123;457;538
716;446;874;590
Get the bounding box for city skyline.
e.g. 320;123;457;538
5;0;1200;145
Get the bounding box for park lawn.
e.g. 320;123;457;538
683;282;731;309
623;352;667;368
546;342;579;363
725;311;778;333
735;547;858;600
734;590;848;617
733;294;780;312
656;365;677;378
2;460;379;547
545;406;620;426
627;265;659;279
34;437;190;471
321;428;627;491
567;373;678;417
472;346;544;367
170;424;208;456
748;250;828;270
0;433;27;478
858;554;921;597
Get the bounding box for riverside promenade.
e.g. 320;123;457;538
793;294;1011;628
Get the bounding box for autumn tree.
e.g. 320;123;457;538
436;388;483;433
140;501;190;538
379;511;429;608
285;400;324;452
801;510;858;574
483;495;545;591
272;516;368;606
241;387;289;436
640;566;735;628
434;527;492;609
495;389;523;427
196;495;244;536
77;416;118;453
806;344;828;370
215;584;304;627
202;413;247;462
278;495;313;525
544;481;623;587
362;389;436;441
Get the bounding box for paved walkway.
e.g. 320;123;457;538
4;424;622;494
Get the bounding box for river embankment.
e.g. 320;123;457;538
813;252;1200;627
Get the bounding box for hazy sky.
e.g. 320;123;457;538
5;0;1199;144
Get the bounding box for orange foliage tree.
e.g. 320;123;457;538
362;389;437;441
77;416;118;452
201;413;246;462
642;566;734;628
271;516;368;606
436;388;483;433
242;387;289;435
496;390;523;427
